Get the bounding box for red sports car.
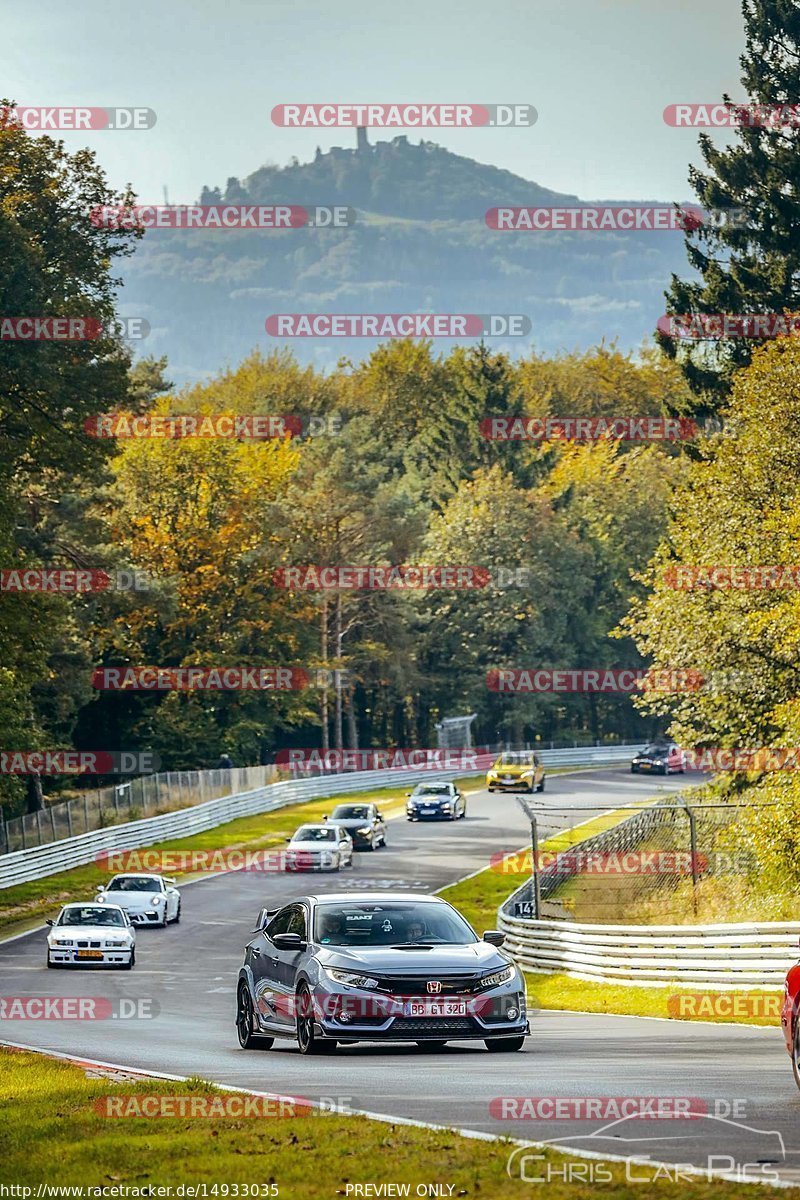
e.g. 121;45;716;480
781;957;800;1087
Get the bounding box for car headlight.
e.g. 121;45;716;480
151;895;165;906
356;827;372;835
324;969;379;989
96;895;107;903
486;772;497;781
479;966;515;990
50;936;73;946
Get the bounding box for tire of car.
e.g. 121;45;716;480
46;956;57;969
296;984;337;1055
416;1041;447;1051
121;949;135;971
173;901;181;924
484;1036;526;1052
792;1013;800;1091
236;984;274;1051
630;765;637;773
536;777;545;793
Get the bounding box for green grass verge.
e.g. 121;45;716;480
0;777;478;936
1;1046;794;1197
524;971;783;1027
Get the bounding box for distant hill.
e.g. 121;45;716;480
119;133;692;382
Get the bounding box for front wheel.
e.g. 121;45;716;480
485;1036;526;1052
121;949;135;971
236;985;274;1050
792;1013;800;1091
296;985;337;1055
173;901;181;924
536;777;545;793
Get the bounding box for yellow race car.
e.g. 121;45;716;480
486;751;545;794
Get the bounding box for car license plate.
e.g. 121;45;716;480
403;999;467;1017
77;950;104;959
422;806;435;812
640;763;651;770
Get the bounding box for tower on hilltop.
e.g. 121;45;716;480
356;125;370;153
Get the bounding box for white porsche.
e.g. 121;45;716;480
95;873;181;927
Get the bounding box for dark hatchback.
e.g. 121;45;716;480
326;803;387;849
630;743;686;775
236;893;528;1054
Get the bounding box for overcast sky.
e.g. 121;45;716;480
6;0;747;203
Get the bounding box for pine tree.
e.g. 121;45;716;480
658;0;800;418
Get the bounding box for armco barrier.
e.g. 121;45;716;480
0;744;641;889
497;913;800;988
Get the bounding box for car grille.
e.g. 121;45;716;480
374;973;485;996
390;1018;476;1035
76;940;101;948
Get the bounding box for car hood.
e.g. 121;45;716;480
634;752;667;761
100;893;158;907
317;942;509;973
50;924;132;938
490;763;532;776
288;839;339;851
409;793;451;803
330;818;372;828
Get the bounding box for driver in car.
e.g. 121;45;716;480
405;919;427;942
318;913;346;944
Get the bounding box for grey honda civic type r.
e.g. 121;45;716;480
235;892;529;1054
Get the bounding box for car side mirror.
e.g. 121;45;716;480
255;907;272;932
405;792;412;798
46;919;54;927
375;812;383;819
272;932;305;951
95;884;104;891
482;930;505;946
285;835;292;842
164;877;176;887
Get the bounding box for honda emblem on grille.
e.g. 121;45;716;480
426;980;442;994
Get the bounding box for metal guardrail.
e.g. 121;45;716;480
497;913;800;987
0;743;641;889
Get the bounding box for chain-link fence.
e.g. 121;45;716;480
0;764;277;855
503;799;745;924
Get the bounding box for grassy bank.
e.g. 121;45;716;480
0;1046;793;1197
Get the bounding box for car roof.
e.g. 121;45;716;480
108;872;161;879
305;892;442;904
61;901;125;911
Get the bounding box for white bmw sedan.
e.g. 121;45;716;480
46;903;135;969
95;873;181;927
284;824;354;872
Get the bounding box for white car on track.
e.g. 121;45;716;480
95;873;181;927
46;902;135;969
284;823;354;872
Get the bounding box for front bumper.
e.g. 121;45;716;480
285;857;339;872
126;908;165;925
308;985;528;1042
487;777;533;790
407;806;453;820
48;945;133;966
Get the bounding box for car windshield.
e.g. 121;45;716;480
331;806;370;819
314;902;477;946
496;753;534;766
414;785;450;796
58;907;125;927
642;745;668;756
294;826;336;842
107;877;161;892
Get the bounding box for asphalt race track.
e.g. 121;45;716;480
2;767;798;1184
